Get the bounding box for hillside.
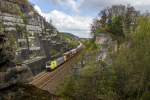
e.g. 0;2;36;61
60;32;79;50
0;0;79;99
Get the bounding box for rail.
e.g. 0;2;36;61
29;43;83;95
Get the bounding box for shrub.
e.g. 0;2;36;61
59;17;150;100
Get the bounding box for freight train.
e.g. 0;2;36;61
46;43;83;71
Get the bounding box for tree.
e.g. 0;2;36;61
108;16;124;37
111;17;150;99
91;5;139;41
90;18;101;39
99;9;107;28
59;17;150;100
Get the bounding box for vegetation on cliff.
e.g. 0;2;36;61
91;5;139;45
59;6;150;100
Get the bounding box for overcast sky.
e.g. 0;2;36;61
29;0;150;38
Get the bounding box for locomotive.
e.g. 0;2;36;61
46;43;83;71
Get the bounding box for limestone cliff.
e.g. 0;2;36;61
0;0;61;61
0;0;75;91
95;33;118;64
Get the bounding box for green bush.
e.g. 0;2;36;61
108;16;124;37
59;17;150;100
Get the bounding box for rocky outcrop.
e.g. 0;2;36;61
24;57;47;75
0;64;33;89
95;33;117;64
0;0;66;62
0;84;58;100
0;0;77;92
0;0;61;92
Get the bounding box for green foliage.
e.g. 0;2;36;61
91;5;139;42
24;0;29;5
60;59;118;100
110;17;150;99
108;16;124;37
83;39;100;51
19;12;28;24
60;32;79;48
51;49;58;55
95;28;108;35
59;17;150;100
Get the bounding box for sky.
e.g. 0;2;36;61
29;0;150;38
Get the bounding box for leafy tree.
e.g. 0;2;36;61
91;5;139;41
111;17;150;99
108;16;124;37
59;17;150;100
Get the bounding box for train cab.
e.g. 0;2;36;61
46;43;83;72
46;62;51;71
46;61;57;71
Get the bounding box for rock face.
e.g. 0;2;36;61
0;84;58;100
0;65;33;89
0;0;63;62
95;33;117;64
0;0;73;91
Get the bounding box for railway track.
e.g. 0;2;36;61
30;72;49;85
31;60;71;86
30;50;82;94
32;71;47;81
40;59;72;89
40;58;75;94
30;58;71;87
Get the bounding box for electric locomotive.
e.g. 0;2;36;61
46;43;82;71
